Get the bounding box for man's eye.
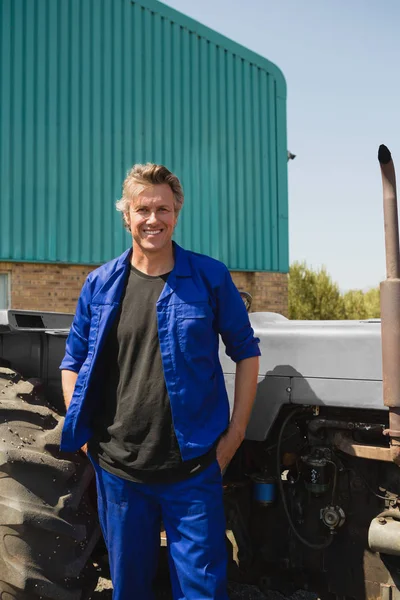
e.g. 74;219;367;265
138;207;148;213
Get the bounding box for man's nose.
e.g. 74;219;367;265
147;211;157;223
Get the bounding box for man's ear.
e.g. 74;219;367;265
123;211;131;229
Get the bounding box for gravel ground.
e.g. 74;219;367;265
90;577;319;600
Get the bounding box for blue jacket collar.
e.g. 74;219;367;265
172;242;191;277
158;242;191;302
117;247;133;267
117;242;190;276
93;242;191;305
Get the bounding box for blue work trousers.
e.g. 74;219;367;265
91;458;229;600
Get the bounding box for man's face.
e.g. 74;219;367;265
125;184;178;254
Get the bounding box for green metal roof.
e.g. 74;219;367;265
0;0;288;272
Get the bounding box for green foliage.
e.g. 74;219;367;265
364;287;381;318
288;262;380;320
288;262;345;320
342;287;380;320
342;290;368;320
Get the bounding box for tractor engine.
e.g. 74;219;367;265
224;406;400;600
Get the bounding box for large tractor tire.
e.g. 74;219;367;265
0;367;101;600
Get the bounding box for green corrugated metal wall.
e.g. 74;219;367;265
0;0;288;272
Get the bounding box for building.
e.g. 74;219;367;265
0;0;289;315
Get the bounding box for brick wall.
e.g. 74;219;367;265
230;271;288;316
0;262;288;316
0;262;96;313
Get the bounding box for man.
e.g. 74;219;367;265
60;164;260;600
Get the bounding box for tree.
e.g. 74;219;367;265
342;290;368;320
288;262;345;320
288;262;381;320
342;288;380;320
364;287;380;318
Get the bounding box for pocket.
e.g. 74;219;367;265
176;302;214;359
211;458;223;480
200;458;223;485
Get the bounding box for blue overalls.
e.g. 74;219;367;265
60;242;260;599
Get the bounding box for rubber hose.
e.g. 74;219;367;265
276;407;334;550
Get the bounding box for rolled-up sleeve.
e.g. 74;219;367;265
60;276;93;373
216;266;261;363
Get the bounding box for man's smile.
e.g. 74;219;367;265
142;229;163;236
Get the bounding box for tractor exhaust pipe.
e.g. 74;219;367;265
378;144;400;465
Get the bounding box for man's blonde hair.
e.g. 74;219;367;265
116;163;184;231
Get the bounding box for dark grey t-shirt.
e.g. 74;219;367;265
89;265;214;483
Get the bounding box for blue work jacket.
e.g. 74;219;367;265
60;242;261;460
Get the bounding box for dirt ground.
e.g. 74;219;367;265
88;544;318;600
90;576;318;600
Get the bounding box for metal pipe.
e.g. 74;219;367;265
378;145;400;465
308;419;385;435
369;511;400;556
379;145;400;279
332;431;392;462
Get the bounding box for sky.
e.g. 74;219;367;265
162;0;400;291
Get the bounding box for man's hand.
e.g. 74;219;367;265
216;356;259;473
62;369;89;456
216;429;243;473
61;369;79;411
